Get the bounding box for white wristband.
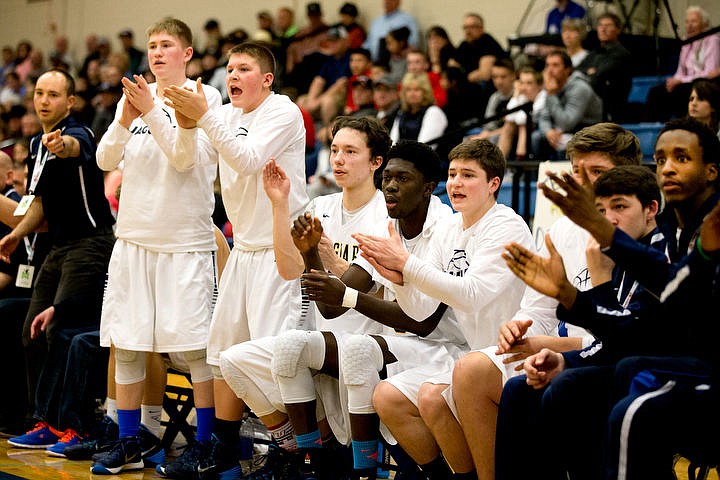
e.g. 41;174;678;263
341;287;359;309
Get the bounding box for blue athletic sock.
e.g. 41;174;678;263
295;430;323;449
117;409;141;439
352;439;379;470
194;407;215;443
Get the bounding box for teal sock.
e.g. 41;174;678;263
295;430;322;449
352;439;379;470
195;407;215;442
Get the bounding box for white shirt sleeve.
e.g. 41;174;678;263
401;217;530;314
96;97;131;171
198;99;301;176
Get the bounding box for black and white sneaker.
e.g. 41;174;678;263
90;436;144;475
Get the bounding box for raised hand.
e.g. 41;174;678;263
174;78;203;129
164;79;209;121
119;95;141;129
122;74;155;114
262;159;290;207
352;221;409;273
291;212;323;254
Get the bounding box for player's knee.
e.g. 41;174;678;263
271;329;324;378
179;349;213;383
341;334;384;386
417;384;447;422
114;348;146;385
218;353;250;399
373;380;403;418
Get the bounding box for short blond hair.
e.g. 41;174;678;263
146;18;193;48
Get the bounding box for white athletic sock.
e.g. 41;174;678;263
105;398;118;423
268;420;298;452
141;404;163;437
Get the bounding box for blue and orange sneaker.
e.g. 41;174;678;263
8;422;63;449
46;428;84;457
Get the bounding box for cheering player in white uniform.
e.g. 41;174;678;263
93;18;222;476
217;116;391;479
289;139;469;479
355;139;534;479
164;42;310;480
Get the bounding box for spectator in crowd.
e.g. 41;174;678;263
202;19;223;58
12;41;32;83
0;46;16;82
575;12;632;122
406;49;447;108
344;47;373;114
546;0;586;35
455;13;507;89
373;73;401;131
426;25;458;75
363;0;420;63
16;49;45;85
297;25;351;129
276;7;299;40
441;65;486;140
48;35;77;74
688;78;720;138
284;2;330;95
380;26;411;86
1;71;25;112
561;17;589;67
498;66;547;160
471;57;516;143
89;82;122;141
117;29;147;77
255;10;277;43
20;111;41;139
533;49;602;159
390;71;448;146
338;2;367;50
647;5;720;122
348;75;378;118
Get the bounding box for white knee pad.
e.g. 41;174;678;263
271;330;326;377
342;335;384;414
219;352;279;417
115;348;147;385
211;364;223;380
272;330;326;404
176;349;213;384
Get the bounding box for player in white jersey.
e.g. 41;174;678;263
216;116;391;479
288;139;468;479
354;139;534;479
92;18;222;476
384;124;644;480
164;42;310;479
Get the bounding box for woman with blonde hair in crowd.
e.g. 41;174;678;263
390;71;448;146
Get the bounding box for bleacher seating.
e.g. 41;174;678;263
620;122;665;161
627;75;671;104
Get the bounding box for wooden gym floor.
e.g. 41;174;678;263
0;439;715;480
